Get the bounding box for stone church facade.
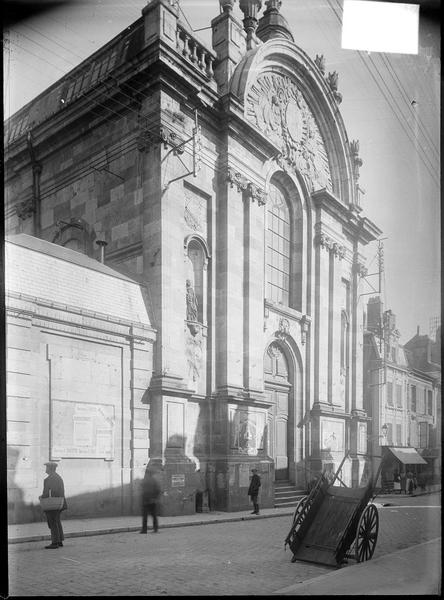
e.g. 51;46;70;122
5;0;381;517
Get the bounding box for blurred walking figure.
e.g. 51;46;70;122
39;461;67;549
393;470;401;493
140;467;161;533
248;468;261;515
406;471;415;495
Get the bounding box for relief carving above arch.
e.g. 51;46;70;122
246;72;332;193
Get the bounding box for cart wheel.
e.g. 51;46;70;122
355;504;379;562
292;496;308;527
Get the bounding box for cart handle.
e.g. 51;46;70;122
330;452;350;487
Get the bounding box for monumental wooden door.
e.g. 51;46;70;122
264;343;291;480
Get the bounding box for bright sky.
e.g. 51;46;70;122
3;0;441;343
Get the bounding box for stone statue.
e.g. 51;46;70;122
186;279;198;322
314;54;326;74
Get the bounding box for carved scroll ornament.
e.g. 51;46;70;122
227;167;266;206
314;232;346;259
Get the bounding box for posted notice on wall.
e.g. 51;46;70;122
51;400;115;459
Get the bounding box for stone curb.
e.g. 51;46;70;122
272;537;442;595
9;510;295;545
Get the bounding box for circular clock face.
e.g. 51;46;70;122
285;99;304;143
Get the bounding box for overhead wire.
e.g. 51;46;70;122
5;38;164;201
6;4;217;202
364;52;439;184
380;52;439;161
9;28;153;125
328;0;439;188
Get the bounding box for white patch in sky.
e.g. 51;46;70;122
341;0;419;55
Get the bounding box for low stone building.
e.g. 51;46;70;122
5;0;382;518
5;234;156;523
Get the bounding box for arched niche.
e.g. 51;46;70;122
184;234;211;329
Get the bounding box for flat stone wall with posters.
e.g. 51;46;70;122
5;238;155;523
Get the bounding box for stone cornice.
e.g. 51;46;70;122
213;386;271;407
312;188;382;246
148;373;194;399
311;187;348;221
5;290;156;339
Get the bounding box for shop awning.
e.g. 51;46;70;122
387;447;427;465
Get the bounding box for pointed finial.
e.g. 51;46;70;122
239;0;263;49
219;0;236;12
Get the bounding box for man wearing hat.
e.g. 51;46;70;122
247;468;261;515
39;461;67;549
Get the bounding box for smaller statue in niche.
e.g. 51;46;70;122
186;279;198;322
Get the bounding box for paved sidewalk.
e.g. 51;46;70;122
8;506;295;544
8;487;439;544
273;537;442;595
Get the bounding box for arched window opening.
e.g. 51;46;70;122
266;183;291;306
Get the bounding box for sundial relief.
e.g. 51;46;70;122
184;188;207;236
246;73;332;193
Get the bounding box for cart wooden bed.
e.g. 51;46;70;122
285;455;383;568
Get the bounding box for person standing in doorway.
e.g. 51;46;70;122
248;468;261;515
140;467;161;533
39;461;67;549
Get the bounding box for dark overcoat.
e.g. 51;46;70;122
248;473;261;497
42;472;68;511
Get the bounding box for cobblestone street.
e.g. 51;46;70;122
8;496;441;596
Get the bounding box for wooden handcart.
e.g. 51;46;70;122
285;455;383;568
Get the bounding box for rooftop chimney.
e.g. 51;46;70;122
96;239;108;264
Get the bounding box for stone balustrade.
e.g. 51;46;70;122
176;24;215;79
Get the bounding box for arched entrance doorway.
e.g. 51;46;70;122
264;342;292;480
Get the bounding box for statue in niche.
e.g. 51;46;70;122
186;279;198;322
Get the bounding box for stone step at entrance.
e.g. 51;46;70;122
274;480;307;508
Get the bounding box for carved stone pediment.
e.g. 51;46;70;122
246;72;332;192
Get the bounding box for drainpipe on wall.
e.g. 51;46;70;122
27;132;42;236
